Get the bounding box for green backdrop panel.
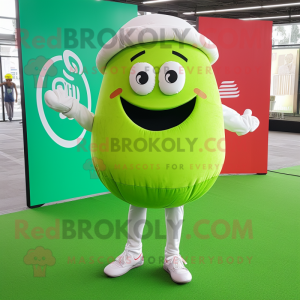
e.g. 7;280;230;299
18;0;137;205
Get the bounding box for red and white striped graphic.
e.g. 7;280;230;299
218;81;240;98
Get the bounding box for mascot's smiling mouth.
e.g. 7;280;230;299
121;96;196;131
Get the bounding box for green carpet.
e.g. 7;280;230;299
271;165;300;176
1;171;300;300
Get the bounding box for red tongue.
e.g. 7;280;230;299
110;88;123;99
194;88;207;99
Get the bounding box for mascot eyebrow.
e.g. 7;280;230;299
172;51;188;62
130;50;188;63
130;50;146;62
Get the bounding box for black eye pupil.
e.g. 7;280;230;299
165;70;178;83
136;71;148;85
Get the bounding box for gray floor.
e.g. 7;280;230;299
0;121;300;214
268;131;300;170
0;121;26;213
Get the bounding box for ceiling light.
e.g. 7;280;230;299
143;0;174;4
241;15;289;20
185;2;300;15
183;12;195;15
208;6;261;13
194;6;261;14
263;2;300;8
195;10;216;14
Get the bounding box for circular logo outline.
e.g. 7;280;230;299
36;51;91;148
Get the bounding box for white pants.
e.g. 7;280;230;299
124;204;184;259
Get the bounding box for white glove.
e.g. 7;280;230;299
241;109;260;134
44;86;94;132
44;85;74;114
222;105;260;136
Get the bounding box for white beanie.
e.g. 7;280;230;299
96;14;219;74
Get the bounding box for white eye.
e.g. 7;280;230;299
159;61;185;95
129;62;155;95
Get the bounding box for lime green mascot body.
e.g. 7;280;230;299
92;41;225;208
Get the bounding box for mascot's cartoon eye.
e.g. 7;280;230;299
159;61;185;95
136;71;148;85
129;62;155;95
165;70;177;83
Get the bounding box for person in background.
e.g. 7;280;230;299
278;53;295;75
0;73;18;121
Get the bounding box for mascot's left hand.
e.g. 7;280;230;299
239;109;260;136
222;105;260;136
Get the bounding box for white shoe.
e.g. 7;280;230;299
104;249;144;277
163;255;192;284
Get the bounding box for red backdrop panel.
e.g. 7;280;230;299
198;17;272;174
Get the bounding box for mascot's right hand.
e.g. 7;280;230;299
44;86;74;114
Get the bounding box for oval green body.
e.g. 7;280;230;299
91;41;225;208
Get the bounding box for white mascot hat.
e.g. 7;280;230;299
96;14;219;74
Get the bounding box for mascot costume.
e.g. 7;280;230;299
45;15;259;284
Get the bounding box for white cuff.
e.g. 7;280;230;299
64;100;94;132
